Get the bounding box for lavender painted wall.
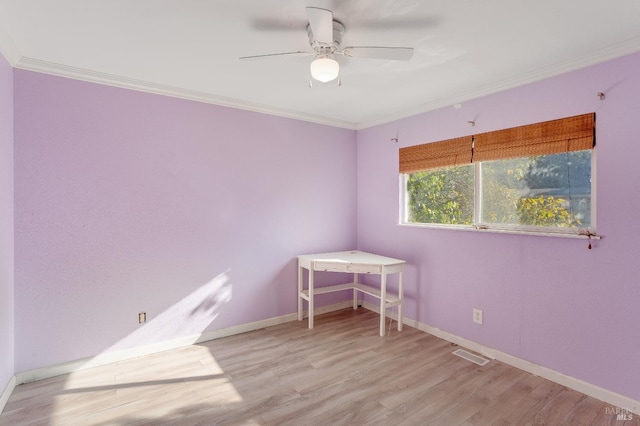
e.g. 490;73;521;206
9;49;639;404
0;53;14;394
13;71;356;372
356;52;640;401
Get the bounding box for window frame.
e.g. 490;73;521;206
398;118;597;239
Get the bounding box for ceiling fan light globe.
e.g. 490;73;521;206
310;57;339;82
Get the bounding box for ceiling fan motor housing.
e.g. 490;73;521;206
307;20;345;52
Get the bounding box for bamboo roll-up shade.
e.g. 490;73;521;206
399;136;473;173
473;113;595;162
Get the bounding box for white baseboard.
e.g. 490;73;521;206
0;375;16;415
11;300;636;416
14;301;351;386
361;301;640;414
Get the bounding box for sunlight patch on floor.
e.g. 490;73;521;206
49;272;239;423
51;346;243;423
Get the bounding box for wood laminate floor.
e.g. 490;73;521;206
1;309;636;425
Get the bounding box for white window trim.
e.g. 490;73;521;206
398;149;598;240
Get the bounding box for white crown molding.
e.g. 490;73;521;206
0;23;21;66
6;35;640;132
357;36;640;130
362;301;640;414
13;56;358;130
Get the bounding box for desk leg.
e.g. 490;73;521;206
380;268;387;337
398;268;404;331
308;263;314;329
297;264;303;322
353;273;358;309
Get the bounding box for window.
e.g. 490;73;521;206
400;113;595;235
405;165;474;225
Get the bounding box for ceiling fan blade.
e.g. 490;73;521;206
341;46;414;61
306;7;334;44
349;16;441;31
239;51;312;60
249;18;306;32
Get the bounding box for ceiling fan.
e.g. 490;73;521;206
239;7;414;86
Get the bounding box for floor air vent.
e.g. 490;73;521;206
452;348;490;366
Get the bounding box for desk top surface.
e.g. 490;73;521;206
298;250;405;266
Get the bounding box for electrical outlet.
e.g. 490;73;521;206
473;308;483;325
138;312;146;323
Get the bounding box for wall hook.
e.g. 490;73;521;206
390;137;398;143
597;92;605;100
467;120;476;127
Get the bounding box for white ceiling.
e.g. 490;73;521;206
1;0;640;129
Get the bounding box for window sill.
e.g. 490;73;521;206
398;222;600;240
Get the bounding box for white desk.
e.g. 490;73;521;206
297;250;405;336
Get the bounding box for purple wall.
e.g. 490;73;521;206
8;50;639;403
13;71;357;372
357;52;640;401
0;53;14;394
